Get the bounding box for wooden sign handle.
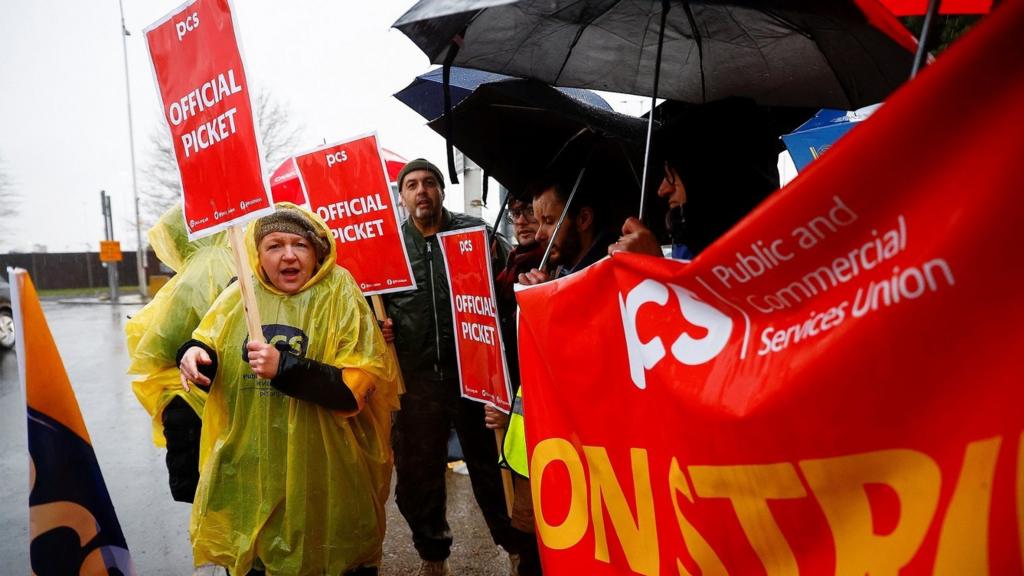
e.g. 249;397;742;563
370;294;405;395
495;427;515;515
228;225;263;343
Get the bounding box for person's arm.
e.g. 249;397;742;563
250;341;361;412
176;339;218;392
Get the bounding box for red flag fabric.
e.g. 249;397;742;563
438;226;513;413
11;269;136;575
270;157;307;206
381;148;409;184
879;0;992;14
144;0;273;240
516;3;1024;574
294;133;416;295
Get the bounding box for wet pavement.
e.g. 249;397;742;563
0;301;510;575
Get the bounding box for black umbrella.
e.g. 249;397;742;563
395;66;614;193
394;0;917;110
427;79;655;269
394;66;613;121
395;0;917;216
426;79;648;197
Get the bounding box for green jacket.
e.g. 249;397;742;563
384;209;508;383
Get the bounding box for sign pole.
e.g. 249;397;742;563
370;294;406;395
227;225;263;342
495;428;514;515
118;0;148;299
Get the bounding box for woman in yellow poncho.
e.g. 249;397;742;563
126;203;235;502
178;203;399;575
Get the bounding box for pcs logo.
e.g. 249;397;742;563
242;324;308;358
619;279;733;390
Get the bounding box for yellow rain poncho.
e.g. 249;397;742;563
126;204;235;445
189;203;399;575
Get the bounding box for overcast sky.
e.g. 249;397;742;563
0;1;649;253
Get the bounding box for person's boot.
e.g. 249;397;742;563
508;553;521;576
416;559;452;576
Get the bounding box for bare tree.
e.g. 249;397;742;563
140;89;304;225
0;154;18;221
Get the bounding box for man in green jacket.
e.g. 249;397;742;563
384;159;516;576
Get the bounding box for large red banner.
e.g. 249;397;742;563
293;133;415;296
439;226;513;413
145;0;272;240
516;4;1024;574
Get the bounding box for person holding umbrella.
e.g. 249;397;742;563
517;170;615;286
609;98;782;259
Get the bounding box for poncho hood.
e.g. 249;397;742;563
245;202;337;296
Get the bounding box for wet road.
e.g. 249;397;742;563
0;301;509;575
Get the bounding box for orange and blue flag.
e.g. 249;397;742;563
9;268;135;575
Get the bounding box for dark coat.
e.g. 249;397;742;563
384;209;508;385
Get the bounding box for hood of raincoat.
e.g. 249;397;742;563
149;203;230;273
245;202;337;296
127;202;237;447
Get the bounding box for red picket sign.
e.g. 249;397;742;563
516;4;1024;574
438;226;512;413
144;0;272;240
293;133;415;296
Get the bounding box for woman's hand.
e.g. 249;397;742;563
379;318;395;344
179;346;212;392
246;341;282;379
483;404;510;430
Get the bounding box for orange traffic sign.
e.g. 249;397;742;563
99;240;123;262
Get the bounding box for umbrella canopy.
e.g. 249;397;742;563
394;0;919;110
426;78;654;221
395;66;613;121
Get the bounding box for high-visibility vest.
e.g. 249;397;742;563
502;387;528;478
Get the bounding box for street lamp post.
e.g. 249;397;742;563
118;0;148;299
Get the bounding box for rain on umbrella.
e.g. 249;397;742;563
393;0;918;110
395;65;613;122
426;78;652;270
395;66;615;222
395;64;614;191
395;0;918;217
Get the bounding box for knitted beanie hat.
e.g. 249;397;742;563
254;207;331;263
397;158;445;191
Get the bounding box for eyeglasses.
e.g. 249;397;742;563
506;206;537;223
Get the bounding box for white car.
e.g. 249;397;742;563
0;277;13;350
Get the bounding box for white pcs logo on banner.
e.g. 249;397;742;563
619;279;733;390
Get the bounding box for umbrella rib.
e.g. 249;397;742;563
681;1;706;103
756;7;862;109
484;4;574;77
553;0;624;85
719;6;774;75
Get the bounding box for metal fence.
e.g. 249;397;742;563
0;251;162;291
